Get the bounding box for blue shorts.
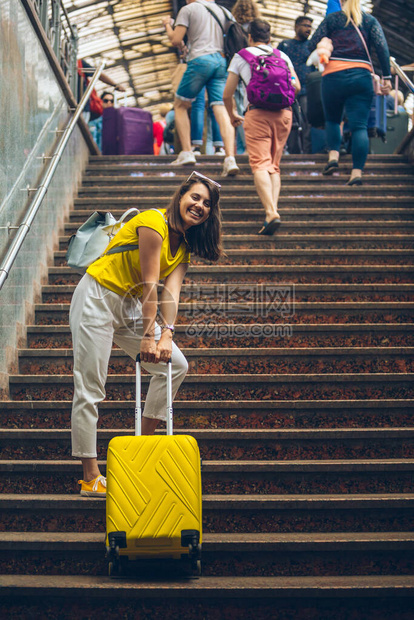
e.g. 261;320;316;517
176;53;227;106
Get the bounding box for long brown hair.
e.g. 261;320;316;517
166;177;223;262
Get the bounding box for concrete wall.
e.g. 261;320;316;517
0;0;90;397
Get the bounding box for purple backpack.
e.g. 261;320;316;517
238;47;296;111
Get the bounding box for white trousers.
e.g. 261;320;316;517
69;274;188;458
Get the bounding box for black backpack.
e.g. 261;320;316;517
202;4;248;64
163;118;175;144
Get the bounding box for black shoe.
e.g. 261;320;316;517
322;160;339;175
346;177;363;186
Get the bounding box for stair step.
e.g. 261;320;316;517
1;459;413;495
89;152;408;161
48;264;414;285
26;323;414;349
2;531;414;578
54;248;414;267
34;302;414;326
71;196;414;208
86;158;413;172
85;165;413;176
2;493;414;533
42;283;414;304
81;175;414;186
69;206;414;222
2;428;413;460
8;372;414;401
0;575;414;604
1;399;411;430
59;233;414;251
76;186;414;199
2;575;413;620
17;347;414;376
4;529;414;550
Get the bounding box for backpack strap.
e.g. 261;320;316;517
238;45;279;64
237;48;256;65
198;2;225;32
218;5;235;24
106;244;139;256
254;45;280;57
150;208;168;224
106;209;167;256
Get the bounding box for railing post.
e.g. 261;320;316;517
69;24;79;100
51;0;62;59
38;0;49;32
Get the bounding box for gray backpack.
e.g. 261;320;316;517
65;208;139;274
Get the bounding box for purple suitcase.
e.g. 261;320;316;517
102;108;118;155
102;107;154;155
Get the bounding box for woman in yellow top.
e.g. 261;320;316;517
70;172;222;497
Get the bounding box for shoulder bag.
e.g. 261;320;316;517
351;19;382;95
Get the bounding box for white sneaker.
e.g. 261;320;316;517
215;147;226;156
222;156;239;177
171;150;196;166
192;147;202;156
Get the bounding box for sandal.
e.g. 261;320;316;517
323;160;339;175
346;177;363;186
258;216;281;236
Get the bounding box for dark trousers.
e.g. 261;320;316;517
322;68;374;170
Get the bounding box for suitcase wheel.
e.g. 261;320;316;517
108;554;120;577
188;542;202;577
108;557;125;577
188;558;201;577
107;542;123;578
188;542;202;557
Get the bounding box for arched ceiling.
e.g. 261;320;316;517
372;0;414;67
63;0;411;118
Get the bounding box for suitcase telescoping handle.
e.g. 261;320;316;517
135;354;173;436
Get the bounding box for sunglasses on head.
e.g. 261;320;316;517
186;170;221;189
103;98;114;103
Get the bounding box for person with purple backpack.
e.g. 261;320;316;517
223;19;300;235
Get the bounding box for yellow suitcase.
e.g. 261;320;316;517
106;356;202;577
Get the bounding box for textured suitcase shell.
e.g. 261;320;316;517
117;107;154;155
102;107;154;156
106;434;202;559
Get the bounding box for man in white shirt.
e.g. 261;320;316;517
223;19;300;234
162;0;239;176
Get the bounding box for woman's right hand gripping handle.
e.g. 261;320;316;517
140;335;159;364
137;225;163;364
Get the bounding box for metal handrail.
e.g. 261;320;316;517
60;1;77;41
390;57;414;94
0;61;105;292
31;0;78;90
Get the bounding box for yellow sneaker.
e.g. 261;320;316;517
78;475;106;497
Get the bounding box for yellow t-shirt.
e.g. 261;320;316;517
87;208;190;297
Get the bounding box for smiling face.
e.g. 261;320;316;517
179;182;211;231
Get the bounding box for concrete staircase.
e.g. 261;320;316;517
1;153;414;619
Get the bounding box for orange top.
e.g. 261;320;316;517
323;60;372;76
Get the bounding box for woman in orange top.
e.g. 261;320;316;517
308;0;392;185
